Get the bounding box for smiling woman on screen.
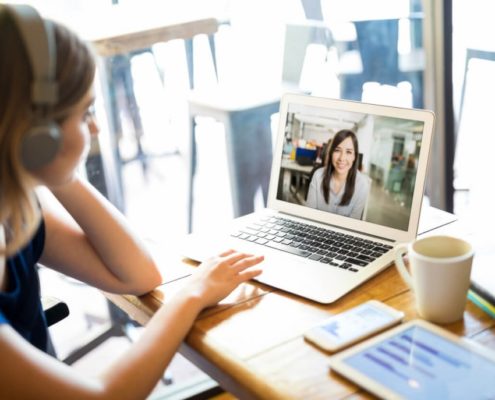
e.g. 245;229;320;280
306;129;370;220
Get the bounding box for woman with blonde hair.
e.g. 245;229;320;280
0;4;263;398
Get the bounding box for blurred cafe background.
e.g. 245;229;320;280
7;0;494;397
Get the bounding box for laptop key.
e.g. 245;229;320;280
345;257;368;267
244;218;390;271
357;254;375;263
265;241;311;257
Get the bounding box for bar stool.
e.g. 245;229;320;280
187;91;279;232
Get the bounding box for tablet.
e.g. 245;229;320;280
328;319;495;400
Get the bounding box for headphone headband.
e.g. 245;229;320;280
6;4;58;106
3;3;61;170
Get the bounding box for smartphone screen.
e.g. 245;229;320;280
305;301;404;352
320;302;399;347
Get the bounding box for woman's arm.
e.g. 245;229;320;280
38;177;162;295
0;250;263;400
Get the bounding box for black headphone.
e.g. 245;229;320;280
6;4;61;170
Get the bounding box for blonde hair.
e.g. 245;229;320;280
0;9;95;256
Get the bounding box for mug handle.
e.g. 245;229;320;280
394;243;413;289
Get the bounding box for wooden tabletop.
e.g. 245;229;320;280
89;17;219;57
57;4;220;57
105;221;495;399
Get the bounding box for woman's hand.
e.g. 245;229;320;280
183;250;264;309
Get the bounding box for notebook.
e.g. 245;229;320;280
468;237;495;316
182;93;435;304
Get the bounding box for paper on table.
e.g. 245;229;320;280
417;206;457;235
469;239;495;305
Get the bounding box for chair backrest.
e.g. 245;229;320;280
281;21;334;87
42;295;70;327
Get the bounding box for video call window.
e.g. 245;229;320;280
276;103;424;231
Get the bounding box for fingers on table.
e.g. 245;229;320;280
217;251;264;281
218;249;236;257
231;254;264;274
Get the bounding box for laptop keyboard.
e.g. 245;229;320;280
231;216;392;273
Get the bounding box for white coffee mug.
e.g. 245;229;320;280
395;235;474;324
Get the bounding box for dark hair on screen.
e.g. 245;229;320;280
321;129;359;206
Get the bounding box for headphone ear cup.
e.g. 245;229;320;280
21;122;61;170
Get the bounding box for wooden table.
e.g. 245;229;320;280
105;215;495;400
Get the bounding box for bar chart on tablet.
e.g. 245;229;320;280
344;326;495;399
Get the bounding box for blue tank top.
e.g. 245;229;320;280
0;220;48;352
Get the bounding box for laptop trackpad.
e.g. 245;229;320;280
254;251;355;303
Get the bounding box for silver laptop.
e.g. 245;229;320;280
182;93;435;304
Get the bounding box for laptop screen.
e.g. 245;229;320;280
270;95;434;240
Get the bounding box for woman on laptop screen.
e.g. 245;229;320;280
306;129;370;219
